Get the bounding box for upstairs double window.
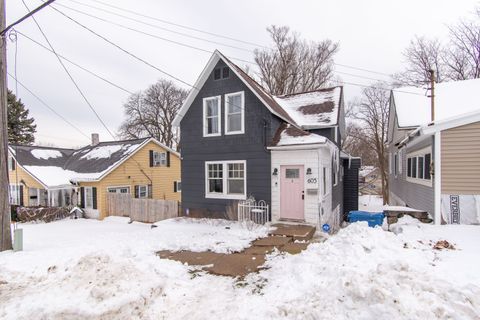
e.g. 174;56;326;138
203;91;244;137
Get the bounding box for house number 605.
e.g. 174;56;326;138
307;178;317;184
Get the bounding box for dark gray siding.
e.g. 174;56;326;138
180;60;282;218
309;127;340;147
389;136;434;215
342;158;361;220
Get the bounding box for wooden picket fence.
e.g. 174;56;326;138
106;193;178;223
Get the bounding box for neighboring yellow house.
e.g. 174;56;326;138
8;137;181;219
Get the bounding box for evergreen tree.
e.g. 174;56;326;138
7;90;36;145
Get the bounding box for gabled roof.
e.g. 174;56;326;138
269;123;327;147
392;78;480;128
173;50;342;129
9;138;178;188
273;87;342;129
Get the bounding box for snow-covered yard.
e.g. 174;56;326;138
1;217;479;319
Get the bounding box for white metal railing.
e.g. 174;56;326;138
238;199;269;225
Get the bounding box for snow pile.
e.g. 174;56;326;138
1;218;479;319
30;149;63;160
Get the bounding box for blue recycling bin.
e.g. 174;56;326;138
348;211;384;227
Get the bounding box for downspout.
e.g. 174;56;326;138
434;131;442;225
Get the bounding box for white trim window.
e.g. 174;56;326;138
85;187;94;208
205;160;246;199
175;181;182;193
107;186;130;194
153;151;167;167
203;96;221;137
9;184;20;205
138;185;149;198
225;91;244;135
406;148;432;186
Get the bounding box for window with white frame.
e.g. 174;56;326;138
406;149;432;185
7;156;15;171
394;152;398;177
153;151;167;166
174;181;182;193
138;185;148;198
205;161;246;199
9;184;20;205
203;96;221;136
225;91;244;134
85;187;93;208
107;186;130;194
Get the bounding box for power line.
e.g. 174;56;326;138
71;0;394;78
21;0;116;139
51;2;255;66
332;79;425;96
52;1;393;83
7;72;90;140
62;0;254;53
0;0;56;36
83;0;268;49
48;4;199;90
16;30;134;95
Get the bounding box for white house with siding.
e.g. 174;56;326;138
387;78;480;224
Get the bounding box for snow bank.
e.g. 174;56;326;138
1;218;479;319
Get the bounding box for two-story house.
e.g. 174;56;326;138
173;50;360;229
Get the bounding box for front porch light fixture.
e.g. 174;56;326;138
306;168;312;175
272;168;278;176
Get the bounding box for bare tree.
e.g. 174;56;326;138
446;12;480;80
119;79;187;148
254;25;339;95
350;83;390;204
394;36;446;86
343;121;377;166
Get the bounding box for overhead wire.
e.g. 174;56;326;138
21;0;116;139
16;30;134;95
7;72;91;140
62;0;254;53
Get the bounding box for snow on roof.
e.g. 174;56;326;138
274;87;341;128
30;149;63;160
271;123;327;147
12;138;151;188
393;78;480;127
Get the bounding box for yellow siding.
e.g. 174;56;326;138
441;121;480;194
8;160;45;205
79;141;181;219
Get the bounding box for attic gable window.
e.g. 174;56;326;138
153;151;167;166
203;96;221;137
213;67;230;80
225;91;244;134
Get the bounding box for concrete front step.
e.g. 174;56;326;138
252;236;292;247
269;223;316;241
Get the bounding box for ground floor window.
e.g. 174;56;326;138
85;187;94;208
134;185;149;199
406;148;432;186
107;186;130;194
205;160;246;199
9;184;20;205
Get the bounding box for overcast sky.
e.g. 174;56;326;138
5;0;479;148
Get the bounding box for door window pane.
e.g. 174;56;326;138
286;168;300;179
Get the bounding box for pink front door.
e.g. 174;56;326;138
280;165;304;220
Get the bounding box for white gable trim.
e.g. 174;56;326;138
422;109;480;135
172;50;296;127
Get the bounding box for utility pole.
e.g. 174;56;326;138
0;0;12;251
428;69;435;122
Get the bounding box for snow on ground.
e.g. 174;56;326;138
359;194;384;212
1;217;479;319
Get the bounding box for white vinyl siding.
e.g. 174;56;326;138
203;96;221;137
225;91;245;135
205;160;246;200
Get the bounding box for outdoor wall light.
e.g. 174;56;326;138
272;168;278;176
306;168;312;175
